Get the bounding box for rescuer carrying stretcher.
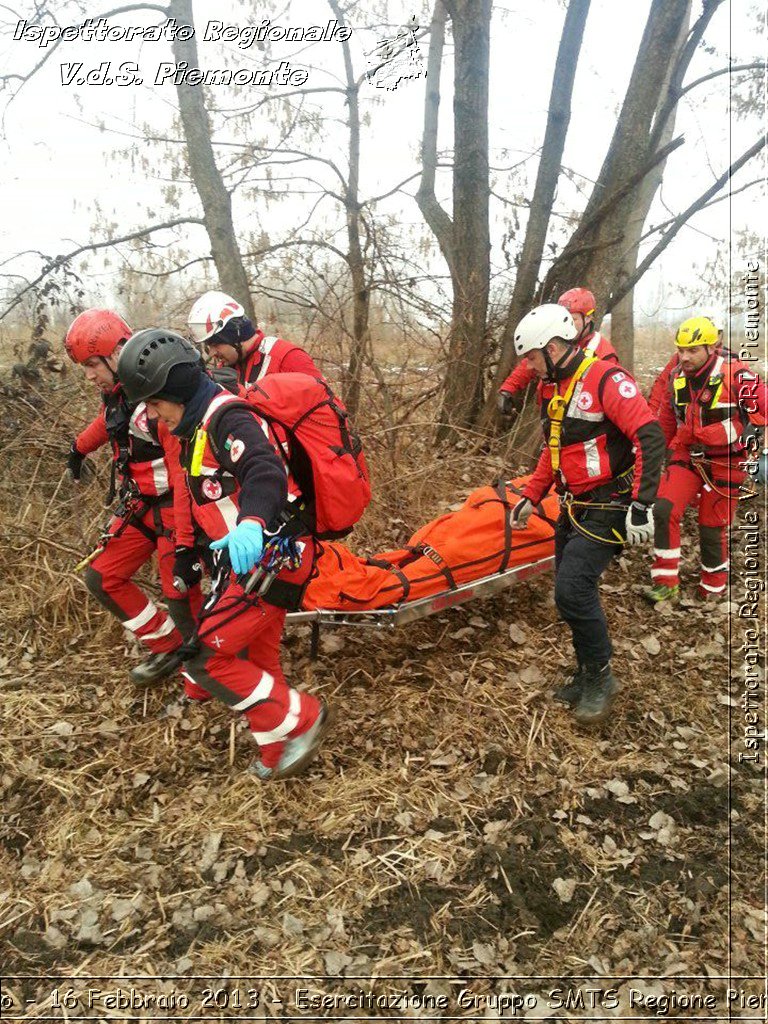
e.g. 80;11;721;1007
507;304;665;725
65;309;202;685
115;329;348;779
646;315;768;603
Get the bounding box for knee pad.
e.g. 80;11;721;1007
83;565;126;620
654;497;674;526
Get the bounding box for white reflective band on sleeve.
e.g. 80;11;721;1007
216;495;240;532
151;457;170;495
653;548;681;559
250;689;300;745
123;601;159;633
583;437;601;478
724;421;739;443
256;337;278;380
142;618;176;641
231;671;275;712
651;568;678;579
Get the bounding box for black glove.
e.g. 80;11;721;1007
173;546;203;593
67;441;85;482
497;391;518;417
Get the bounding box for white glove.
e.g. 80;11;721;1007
624;501;654;546
509;497;533;530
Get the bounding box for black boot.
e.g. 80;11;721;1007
553;664;585;706
573;662;619;724
130;648;186;686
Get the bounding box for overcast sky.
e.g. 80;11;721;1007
0;0;764;328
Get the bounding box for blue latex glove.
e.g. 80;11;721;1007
210;520;264;575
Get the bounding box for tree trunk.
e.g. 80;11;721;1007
541;0;691;334
437;0;491;437
328;0;368;419
168;0;254;317
603;0;692;366
484;0;591;419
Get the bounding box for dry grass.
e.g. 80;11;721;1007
0;358;762;1016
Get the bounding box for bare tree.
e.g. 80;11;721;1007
484;0;591;420
417;0;491;437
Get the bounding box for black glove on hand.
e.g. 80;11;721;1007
173;546;203;593
67;441;85;482
497;391;518;418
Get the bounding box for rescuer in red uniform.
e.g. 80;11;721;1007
507;304;665;724
647;316;768;602
188;291;322;385
498;287;619;416
117;328;328;780
65;310;202;684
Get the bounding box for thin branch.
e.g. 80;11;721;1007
0;217;202;322
607;135;767;311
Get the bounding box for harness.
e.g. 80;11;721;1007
560;466;635;546
546;356;597;473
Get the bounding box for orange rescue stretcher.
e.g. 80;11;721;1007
286;476;559;654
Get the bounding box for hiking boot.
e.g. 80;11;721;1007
573;663;619;725
130;648;185;686
643;583;679;605
553;664;585;706
249;703;330;781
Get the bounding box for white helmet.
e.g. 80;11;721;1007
514;303;578;357
188;291;246;344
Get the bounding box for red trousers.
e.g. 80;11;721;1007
651;459;743;594
181;544;319;768
84;500;202;653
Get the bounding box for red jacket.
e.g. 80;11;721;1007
522;355;665;506
240;330;322;385
499;331;618;400
74;388;196;545
658;350;768;458
647;352;678;416
74;388;177;500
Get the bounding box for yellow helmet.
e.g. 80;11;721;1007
675;316;718;349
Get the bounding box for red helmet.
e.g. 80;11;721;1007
65;309;132;364
558;287;596;319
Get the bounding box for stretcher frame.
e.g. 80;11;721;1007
286;554;555;656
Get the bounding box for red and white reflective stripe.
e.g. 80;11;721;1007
202;391;239;428
651;568;679;580
583;437;602;478
700;580;726;593
231;670;275;712
723;421;740;444
585;333;602;354
143;618;175;641
654;547;681;559
150;456;170;494
123;601;160;633
256;336;279;380
702;560;729;572
250;689;300;744
216;495;240;533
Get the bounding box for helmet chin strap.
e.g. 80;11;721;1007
543;344;578;382
99;355;117;383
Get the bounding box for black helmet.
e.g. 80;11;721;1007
117;329;200;404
